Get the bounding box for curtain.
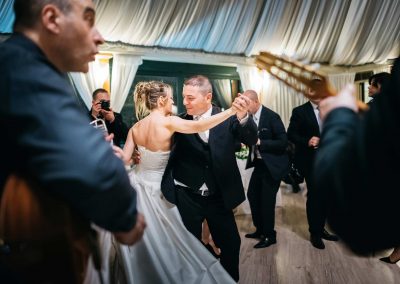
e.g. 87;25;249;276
268;79;308;128
211;79;232;109
237;65;307;127
328;73;356;92
2;0;399;66
0;0;14;32
110;54;142;112
69;58;110;109
373;65;391;74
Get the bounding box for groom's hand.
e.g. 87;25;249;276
233;94;251;120
114;213;146;245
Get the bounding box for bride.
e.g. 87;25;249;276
119;81;238;283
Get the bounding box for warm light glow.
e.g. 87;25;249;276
94;53;113;92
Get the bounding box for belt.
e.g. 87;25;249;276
176;185;213;197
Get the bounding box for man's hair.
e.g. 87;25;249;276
92;88;109;101
13;0;72;31
368;72;391;88
184;75;212;94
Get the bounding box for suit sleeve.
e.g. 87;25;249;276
287;108;310;147
258;113;288;153
108;112;129;147
11;69;137;232
230;115;258;146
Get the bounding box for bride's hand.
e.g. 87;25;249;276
232;94;251;119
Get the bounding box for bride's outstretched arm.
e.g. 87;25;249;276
167;107;237;134
123;128;137;165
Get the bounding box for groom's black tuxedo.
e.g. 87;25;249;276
161;106;257;281
162;106;257;209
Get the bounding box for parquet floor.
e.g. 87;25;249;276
236;185;400;284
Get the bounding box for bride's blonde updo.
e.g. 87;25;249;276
134;81;171;120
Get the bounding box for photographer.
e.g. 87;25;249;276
89;88;129;147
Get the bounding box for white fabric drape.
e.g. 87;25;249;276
373;65;392;74
110;55;142;112
69;58;110;109
327;73;356;93
0;0;14;32
1;0;399;66
211;79;232;109
237;65;307;127
268;79;308;128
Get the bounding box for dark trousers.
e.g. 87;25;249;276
305;174;327;236
175;186;241;282
247;159;280;239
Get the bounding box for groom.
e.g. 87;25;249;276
162;75;257;281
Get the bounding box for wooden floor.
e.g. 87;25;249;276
236;185;400;284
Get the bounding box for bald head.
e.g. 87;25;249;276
243;90;261;114
243;90;259;102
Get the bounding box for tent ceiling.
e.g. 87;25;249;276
1;0;399;67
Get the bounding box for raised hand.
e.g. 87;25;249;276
233;94;251;120
319;84;358;121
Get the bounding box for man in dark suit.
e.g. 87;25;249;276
315;58;399;255
242;90;289;248
0;0;145;281
161;75;257;281
287;80;338;250
88;88;129;147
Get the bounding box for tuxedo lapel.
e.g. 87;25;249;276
208;106;222;145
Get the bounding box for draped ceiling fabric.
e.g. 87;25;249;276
110;55;143;112
1;0;398;65
1;0;398;119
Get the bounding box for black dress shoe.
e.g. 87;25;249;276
321;229;339;241
245;232;263;239
380;256;400;264
253;237;276;249
310;235;325;249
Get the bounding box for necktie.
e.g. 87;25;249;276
316;106;322;132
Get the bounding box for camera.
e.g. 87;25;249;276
100;100;110;111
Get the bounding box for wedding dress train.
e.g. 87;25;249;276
117;146;234;284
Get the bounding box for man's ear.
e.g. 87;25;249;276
41;5;63;34
206;92;212;102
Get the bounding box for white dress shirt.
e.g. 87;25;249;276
310;101;322;132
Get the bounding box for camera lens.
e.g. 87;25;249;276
100;100;110;111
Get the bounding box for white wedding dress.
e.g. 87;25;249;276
117;146;235;284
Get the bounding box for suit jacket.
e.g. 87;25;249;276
313;57;400;253
0;34;137;232
287;101;320;177
245;106;289;180
161;106;258;210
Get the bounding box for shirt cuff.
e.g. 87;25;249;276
238;112;249;125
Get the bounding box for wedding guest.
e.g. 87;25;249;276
367;72;391;105
287;79;338;250
89;88;129;147
315;57;400;254
0;0;145;282
243;90;289;249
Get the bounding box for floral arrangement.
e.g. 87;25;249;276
235;144;249;160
